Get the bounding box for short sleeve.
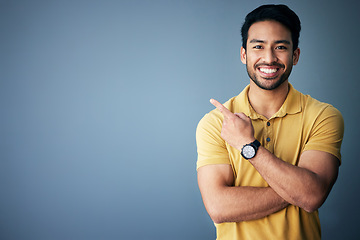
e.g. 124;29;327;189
196;111;230;170
303;106;344;163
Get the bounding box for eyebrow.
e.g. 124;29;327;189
249;39;291;45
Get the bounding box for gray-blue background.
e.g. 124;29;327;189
1;0;359;239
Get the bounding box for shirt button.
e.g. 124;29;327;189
266;137;271;142
267;122;270;126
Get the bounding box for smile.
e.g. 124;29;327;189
259;67;279;74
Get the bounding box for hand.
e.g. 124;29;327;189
210;99;255;150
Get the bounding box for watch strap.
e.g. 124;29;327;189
252;139;260;149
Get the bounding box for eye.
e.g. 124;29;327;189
276;46;287;50
253;45;263;49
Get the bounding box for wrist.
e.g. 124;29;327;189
236;138;256;151
240;139;260;160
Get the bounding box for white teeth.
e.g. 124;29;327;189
259;68;278;74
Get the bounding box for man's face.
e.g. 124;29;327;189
241;20;300;90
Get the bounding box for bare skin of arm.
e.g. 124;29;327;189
198;99;339;223
249;148;339;213
197;164;289;223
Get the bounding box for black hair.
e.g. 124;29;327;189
241;4;301;51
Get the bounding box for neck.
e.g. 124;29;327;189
248;81;289;119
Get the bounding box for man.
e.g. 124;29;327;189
196;4;344;240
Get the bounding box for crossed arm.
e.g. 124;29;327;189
198;164;290;223
197;99;339;224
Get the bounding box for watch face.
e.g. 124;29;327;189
242;145;255;159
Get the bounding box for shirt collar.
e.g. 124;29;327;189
238;83;302;120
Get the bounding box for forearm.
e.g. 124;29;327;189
206;185;289;223
208;97;340;215
249;147;334;212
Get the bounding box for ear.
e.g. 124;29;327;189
293;48;300;65
240;47;246;64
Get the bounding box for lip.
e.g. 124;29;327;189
256;65;283;79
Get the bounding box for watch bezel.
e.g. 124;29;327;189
241;140;260;160
242;144;256;159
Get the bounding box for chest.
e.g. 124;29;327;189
228;114;310;187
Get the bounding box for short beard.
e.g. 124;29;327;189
246;62;292;90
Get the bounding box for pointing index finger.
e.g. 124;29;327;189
210;99;233;117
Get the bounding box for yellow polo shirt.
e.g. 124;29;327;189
196;84;344;240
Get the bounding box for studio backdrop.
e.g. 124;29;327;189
1;0;359;239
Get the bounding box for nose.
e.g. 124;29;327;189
263;48;277;63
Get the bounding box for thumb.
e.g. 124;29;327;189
234;112;250;121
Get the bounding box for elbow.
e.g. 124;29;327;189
207;206;226;224
294;182;332;213
302;204;320;213
300;193;327;213
206;202;230;224
210;215;223;224
212;215;227;224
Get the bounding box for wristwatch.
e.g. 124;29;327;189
241;139;261;160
